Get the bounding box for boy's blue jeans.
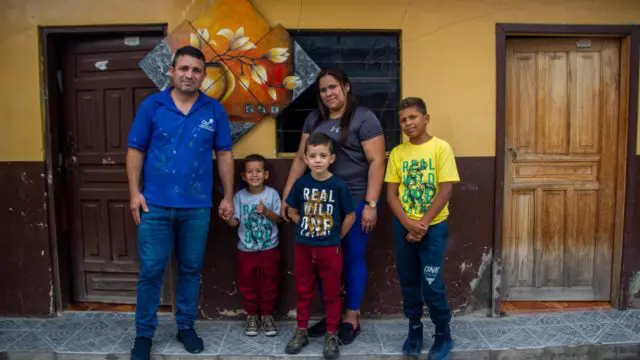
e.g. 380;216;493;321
135;205;211;338
392;217;451;327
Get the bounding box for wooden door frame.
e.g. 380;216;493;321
40;24;167;314
493;24;640;317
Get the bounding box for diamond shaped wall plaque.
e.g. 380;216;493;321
139;0;320;144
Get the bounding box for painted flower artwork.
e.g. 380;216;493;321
139;0;319;143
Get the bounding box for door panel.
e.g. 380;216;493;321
504;38;620;301
63;33;172;304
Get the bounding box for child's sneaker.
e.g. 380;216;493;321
402;322;423;358
262;315;277;337
285;328;309;354
428;324;454;360
323;332;341;360
244;315;260;336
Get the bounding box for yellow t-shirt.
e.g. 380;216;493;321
384;137;460;225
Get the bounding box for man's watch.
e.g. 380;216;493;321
366;200;377;208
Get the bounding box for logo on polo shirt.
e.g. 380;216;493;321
199;118;215;132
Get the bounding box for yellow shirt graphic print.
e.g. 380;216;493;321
401;158;437;216
384;137;460;225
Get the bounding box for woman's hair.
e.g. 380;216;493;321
313;67;356;144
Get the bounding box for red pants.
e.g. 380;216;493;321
295;243;343;333
237;248;280;315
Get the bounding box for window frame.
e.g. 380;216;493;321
276;29;402;158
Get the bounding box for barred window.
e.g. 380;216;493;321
277;31;401;153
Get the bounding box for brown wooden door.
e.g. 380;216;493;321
62;33;172;304
503;38;622;301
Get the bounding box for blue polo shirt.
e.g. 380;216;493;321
127;87;232;208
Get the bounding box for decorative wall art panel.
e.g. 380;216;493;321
139;0;320;143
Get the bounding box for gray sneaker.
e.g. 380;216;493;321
285;328;309;354
244;315;260;336
323;332;341;360
262;315;277;337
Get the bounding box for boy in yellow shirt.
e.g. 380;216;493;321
384;97;460;360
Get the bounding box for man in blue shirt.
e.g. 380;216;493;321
126;46;234;360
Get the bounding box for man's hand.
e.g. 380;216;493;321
130;192;149;225
219;196;233;220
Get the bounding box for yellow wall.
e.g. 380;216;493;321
1;0;639;161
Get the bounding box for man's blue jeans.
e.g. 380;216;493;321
392;217;452;327
135;205;211;338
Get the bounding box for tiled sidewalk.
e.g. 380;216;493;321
1;310;640;358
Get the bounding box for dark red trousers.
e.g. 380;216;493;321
237;248;280;315
295;243;343;333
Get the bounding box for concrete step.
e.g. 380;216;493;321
3;344;640;360
1;310;640;359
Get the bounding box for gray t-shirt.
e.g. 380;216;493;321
232;186;281;252
302;107;383;202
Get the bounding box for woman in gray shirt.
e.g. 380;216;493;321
281;67;386;344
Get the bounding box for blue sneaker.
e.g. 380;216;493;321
402;322;423;358
428;324;454;360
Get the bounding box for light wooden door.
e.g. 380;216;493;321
503;38;622;301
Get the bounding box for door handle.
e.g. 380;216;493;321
506;147;517;161
67;133;78;166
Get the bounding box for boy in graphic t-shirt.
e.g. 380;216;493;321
284;132;356;360
384;97;460;360
222;154;283;337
